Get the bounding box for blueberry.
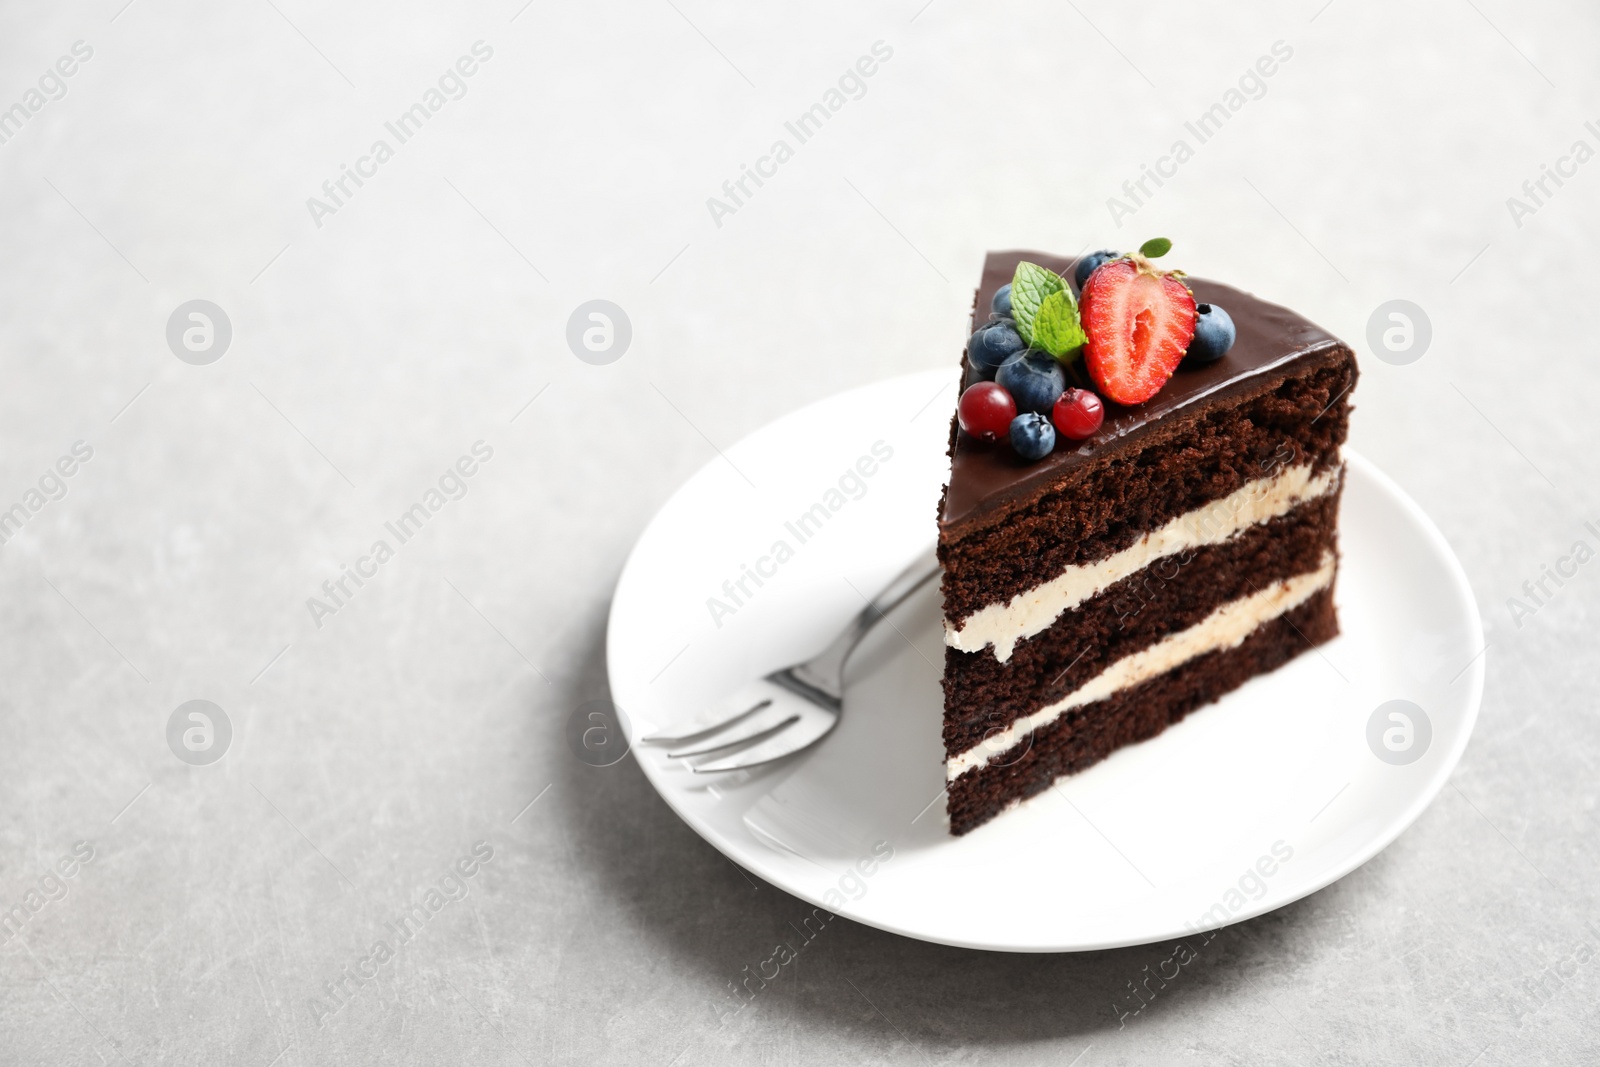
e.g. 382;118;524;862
996;350;1066;414
1009;412;1056;461
1185;303;1236;365
967;321;1026;379
991;283;1013;317
1073;250;1119;291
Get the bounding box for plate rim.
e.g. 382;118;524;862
607;372;1484;952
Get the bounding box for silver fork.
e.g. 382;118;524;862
641;547;941;773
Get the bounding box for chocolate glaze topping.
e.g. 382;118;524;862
941;250;1350;533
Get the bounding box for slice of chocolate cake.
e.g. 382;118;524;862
940;248;1357;836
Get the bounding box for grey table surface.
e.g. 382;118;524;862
2;0;1598;1064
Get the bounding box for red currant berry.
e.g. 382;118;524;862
957;381;1017;442
1052;388;1105;441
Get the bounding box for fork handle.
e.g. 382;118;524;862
769;545;941;707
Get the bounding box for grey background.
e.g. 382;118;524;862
1;0;1596;1064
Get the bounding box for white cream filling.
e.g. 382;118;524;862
946;463;1339;662
945;553;1336;782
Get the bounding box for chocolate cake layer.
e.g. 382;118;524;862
940;250;1354;535
941;489;1341;758
940;358;1353;625
946;586;1339;836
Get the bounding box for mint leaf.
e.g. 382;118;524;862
1010;261;1064;346
1032;289;1087;360
1139;237;1173;259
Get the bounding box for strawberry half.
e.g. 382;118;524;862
1080;258;1197;405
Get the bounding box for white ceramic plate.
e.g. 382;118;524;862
608;369;1483;952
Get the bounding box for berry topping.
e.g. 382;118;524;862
991;283;1013;318
1009;412;1056;461
1080;256;1196;405
1052;388;1105;441
1184;303;1236;366
957;381;1017;442
1073;250;1119;291
967;320;1026;379
996;350;1066;414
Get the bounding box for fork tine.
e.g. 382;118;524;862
674;716;801;763
688;706;838;774
640;698;772;745
668;710;798;759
